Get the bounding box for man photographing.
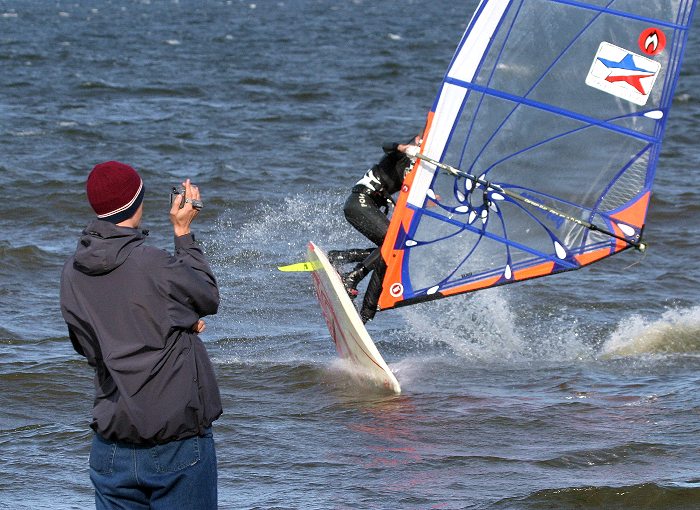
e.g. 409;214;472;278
60;161;222;509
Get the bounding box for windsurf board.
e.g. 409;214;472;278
307;241;401;394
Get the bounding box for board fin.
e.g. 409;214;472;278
277;260;320;272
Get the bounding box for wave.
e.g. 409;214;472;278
535;442;673;469
77;79;205;98
494;482;700;510
601;306;700;357
0;241;61;270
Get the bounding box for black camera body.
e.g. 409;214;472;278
169;186;203;210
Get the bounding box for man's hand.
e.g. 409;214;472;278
404;145;420;158
192;320;206;333
397;135;422;157
170;179;201;237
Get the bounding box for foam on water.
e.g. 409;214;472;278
601;305;700;357
396;283;595;366
210;189;352;263
326;358;400;395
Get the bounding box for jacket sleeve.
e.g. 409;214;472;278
174;233;219;316
67;325;86;357
60;262;95;361
151;233;220;327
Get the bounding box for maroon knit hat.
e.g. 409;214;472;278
86;161;145;224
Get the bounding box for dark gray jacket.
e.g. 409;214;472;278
60;219;222;444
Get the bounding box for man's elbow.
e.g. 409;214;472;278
200;289;220;316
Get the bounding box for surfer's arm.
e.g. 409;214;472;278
382;142;401;154
384;136;421;155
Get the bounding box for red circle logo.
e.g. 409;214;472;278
639;28;666;56
389;283;403;297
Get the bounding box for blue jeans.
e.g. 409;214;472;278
90;428;217;510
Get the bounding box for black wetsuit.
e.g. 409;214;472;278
342;141;414;322
343;141;412;245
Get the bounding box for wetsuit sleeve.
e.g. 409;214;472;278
382;142;400;154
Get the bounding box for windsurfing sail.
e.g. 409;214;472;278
379;0;697;311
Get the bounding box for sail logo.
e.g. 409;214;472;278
639;28;666;56
585;42;661;106
389;283;403;298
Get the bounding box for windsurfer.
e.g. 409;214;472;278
331;136;420;323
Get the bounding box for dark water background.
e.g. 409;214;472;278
1;1;700;508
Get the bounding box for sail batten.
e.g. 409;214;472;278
444;77;660;143
378;0;697;311
551;1;689;28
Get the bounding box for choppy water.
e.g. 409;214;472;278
1;1;699;509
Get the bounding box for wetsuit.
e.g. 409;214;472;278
341;140;414;322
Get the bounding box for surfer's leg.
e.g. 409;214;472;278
359;259;386;323
342;247;384;299
342;192;390;299
327;247;374;265
343;190;389;246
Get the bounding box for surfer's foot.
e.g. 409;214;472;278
342;267;366;299
360;305;376;324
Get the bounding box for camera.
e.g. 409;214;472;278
169;186;203;210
